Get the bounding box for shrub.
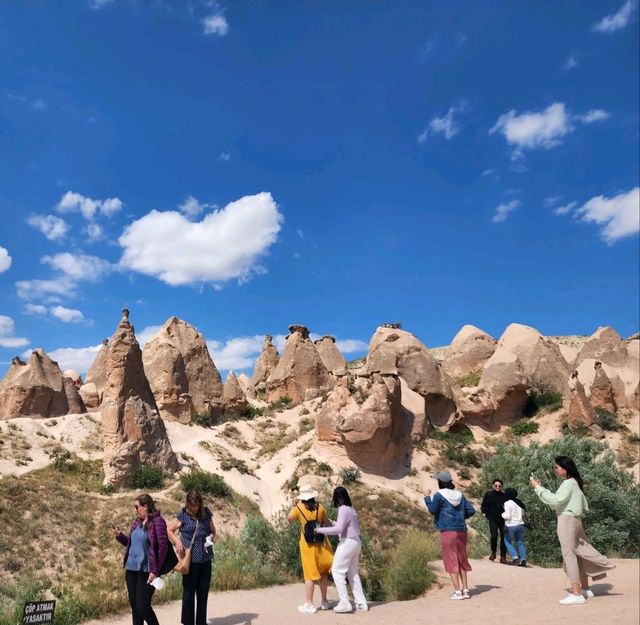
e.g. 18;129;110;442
511;420;539;437
430;424;474;446
51;450;73;472
299;417;315;435
241;515;279;558
384;530;438;600
594;407;624;432
523;391;563;416
476;436;640;566
180;470;231;499
456;370;481;388
191;411;217;427
129;465;164;490
339;466;361;484
243;405;264;419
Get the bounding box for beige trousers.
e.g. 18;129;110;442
556;515;615;585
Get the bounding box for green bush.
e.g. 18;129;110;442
523;391;563;416
476;436;640;566
339;466;361;484
243;405;264;419
383;530;438;600
456;370;481;388
180;470;231;499
129;465;165;490
511;420;540;437
241;515;278;558
430;424;474;446
272;508;304;579
191;411;217;427
594;407;624;432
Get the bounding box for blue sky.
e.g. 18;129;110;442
0;0;638;377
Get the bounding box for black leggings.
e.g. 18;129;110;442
125;570;159;625
489;518;507;557
181;560;212;625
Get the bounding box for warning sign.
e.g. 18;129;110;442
22;601;56;624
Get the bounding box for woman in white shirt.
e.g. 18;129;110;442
502;488;527;567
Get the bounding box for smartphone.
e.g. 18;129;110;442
529;473;537;481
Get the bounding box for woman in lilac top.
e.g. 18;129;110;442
112;493;169;625
315;487;368;614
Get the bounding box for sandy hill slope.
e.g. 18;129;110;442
85;557;639;625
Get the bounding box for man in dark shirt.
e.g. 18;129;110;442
481;478;507;563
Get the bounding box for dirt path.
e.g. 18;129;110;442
85;557;638;625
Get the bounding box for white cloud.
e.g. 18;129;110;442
418;103;468;143
203;14;229;36
178;196;215;219
335;339;368;354
554;201;578;216
207;335;266;370
57;191;123;220
574;187;640;244
85;222;104;242
577;109;610;123
492;199;521;223
218;152;231;161
0;246;11;273
50;306;85;323
45;344;102;374
88;0;114;9
0;315;29;348
136;324;164;347
593;0;637;33
544;195;562;207
41;252;112;281
26;214;69;241
24;304;48;315
564;51;579;70
118;192;284;287
490;102;610;158
32;99;47;111
15;277;75;302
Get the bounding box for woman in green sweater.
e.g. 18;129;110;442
530;455;614;605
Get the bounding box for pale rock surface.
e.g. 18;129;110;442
0;351;86;419
567;371;597;431
315;373;411;474
314;336;347;376
444;324;496;378
266;325;334;404
79;382;100;409
142;316;223;423
223;371;249;416
365;326;457;428
102;309;179;489
237;372;256;399
558;344;580;366
85;339;109;404
575;359;627;411
399;377;428;441
63;369;82;387
576;326;629;368
252;336;280;388
589;361;617;413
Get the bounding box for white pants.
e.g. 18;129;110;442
331;538;367;607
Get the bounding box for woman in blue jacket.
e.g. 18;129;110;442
424;470;476;601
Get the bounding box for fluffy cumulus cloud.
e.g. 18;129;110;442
203;14;229;36
418;102;468;143
26;214;69;241
136;325;164;347
15;277;75;302
0;315;29;348
46;344;102;374
0;246;11;273
593;0;637;33
335;339;369;353
492;199;521;223
490;102;610;158
574;187;640;244
50;306;85;323
57;191;123;220
118;192;284;287
24;304;48;315
554;201;578;216
178;196;216;219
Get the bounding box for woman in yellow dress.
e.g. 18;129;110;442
287;487;334;614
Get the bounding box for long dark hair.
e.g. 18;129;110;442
302;498;318;511
136;493;157;528
555;455;584;492
438;480;454;490
332;486;352;508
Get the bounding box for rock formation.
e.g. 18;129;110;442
316;373;411;474
237;372;256;399
83;338;109;405
589;361;617;413
266;325;334;403
365;326;457;428
444;325;496;378
314;336;347;376
0;351;86;419
223;371;249;416
576;327;629;368
567;371;597;431
142;316;223;423
102;309;179;489
252;335;280;389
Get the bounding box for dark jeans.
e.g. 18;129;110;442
182;560;212;625
488;518;507;557
125;570;159;625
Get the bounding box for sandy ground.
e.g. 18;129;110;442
86;557;639;625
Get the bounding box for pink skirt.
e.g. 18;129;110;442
440;531;472;573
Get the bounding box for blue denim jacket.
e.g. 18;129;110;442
424;491;476;532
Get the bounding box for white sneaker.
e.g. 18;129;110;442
462;588;470;598
333;601;353;613
559;593;586;605
356;603;369;611
298;603;317;614
449;591;465;600
582;589;594;599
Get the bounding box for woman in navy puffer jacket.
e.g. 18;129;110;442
424;471;476;601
